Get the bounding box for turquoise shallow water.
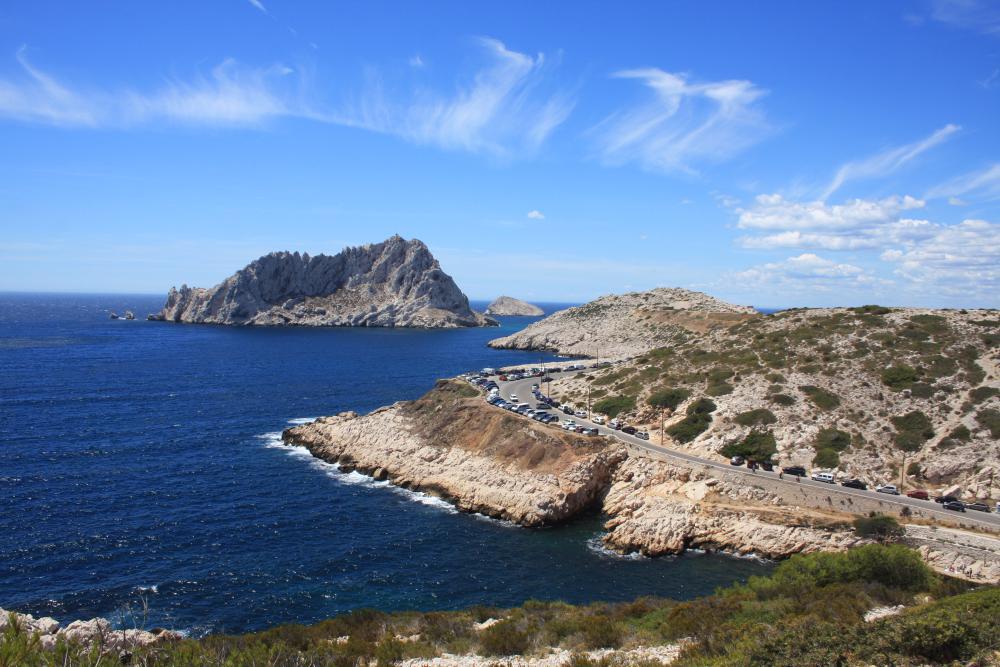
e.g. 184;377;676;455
0;293;770;636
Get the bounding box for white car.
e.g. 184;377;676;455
592;415;605;424
561;420;577;430
509;394;518;402
811;472;835;484
876;484;900;495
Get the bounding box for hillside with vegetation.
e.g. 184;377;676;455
550;306;1000;498
4;545;997;666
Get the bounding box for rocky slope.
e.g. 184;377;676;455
487;287;757;359
282;380;626;526
0;608;179;653
151;235;496;328
484;296;544;317
548;306;1000;501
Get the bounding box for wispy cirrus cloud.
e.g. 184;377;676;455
329;37;574;157
925;163;1000;202
929;0;1000;36
246;0;268;14
821;124;960;200
590;68;770;174
0;48;304;127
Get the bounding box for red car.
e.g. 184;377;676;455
906;489;929;500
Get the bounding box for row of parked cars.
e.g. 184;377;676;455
728;456;995;514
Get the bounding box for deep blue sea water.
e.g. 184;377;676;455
0;293;769;636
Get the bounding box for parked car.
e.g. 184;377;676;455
608;419;621;430
635;431;649;440
966;502;991;513
562;406;575;415
561;420;576;430
811;472;835;484
758;461;774;472
906;489;929;500
592;416;605;425
730;456;746;466
574;410;587;418
531;384;539;390
622;426;637;435
582;427;599;436
509;394;518;402
841;479;867;490
541;376;553;382
944;500;966;512
876;484;900;495
934;495;960;504
782;466;807;477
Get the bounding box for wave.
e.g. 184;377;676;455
586;535;649;560
286;417;317;425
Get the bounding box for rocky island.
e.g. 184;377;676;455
150;235;496;328
487;287;757;358
484;296;544;317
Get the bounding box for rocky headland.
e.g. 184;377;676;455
487;287;757;358
484;296;544;317
281;377;1000;584
150;235;496;328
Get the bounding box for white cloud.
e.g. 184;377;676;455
0;50;303;127
880;219;1000;295
246;0;268;14
929;0;1000;36
948;196;968;206
821;124;959;200
591;68;770;174
736;194;933;250
733;253;884;291
331;37;574;157
526;210;544;219
926;163;1000;202
409;55;425;68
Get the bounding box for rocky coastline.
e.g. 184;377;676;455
0;608;180;653
151;235;496;328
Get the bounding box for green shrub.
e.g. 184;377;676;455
580;615;623;649
667;398;716;443
815;428;851;451
647;387;690;410
891;410;934;451
882;365;919;390
948;424;971;441
592;395;636;418
812;447;840;468
969;386;999;404
721;430;777;461
852;514;904;543
479;619;531;656
909;382;934;399
769;393;796;406
734;408;777;426
976;408;1000;438
706;381;733;396
800;385;840;410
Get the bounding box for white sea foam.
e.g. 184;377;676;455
135;584;159;594
287;417;317;425
586;535;648;560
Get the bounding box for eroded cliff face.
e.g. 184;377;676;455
153;235;496;328
282;380;627;526
487;287;757;358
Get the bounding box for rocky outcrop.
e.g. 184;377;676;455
0;608;180;653
282;380;627;526
488;287;756;358
152;235;496;328
485;296;544;317
602;457;863;558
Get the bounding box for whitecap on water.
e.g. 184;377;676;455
586;535;648;560
135;584;159;594
286;417;317;425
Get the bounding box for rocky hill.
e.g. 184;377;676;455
484;296;544;316
151;235;496;328
487;287;757;359
547;306;1000;500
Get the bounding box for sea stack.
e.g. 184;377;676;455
151;236;497;328
484;296;544;316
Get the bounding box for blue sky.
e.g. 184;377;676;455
1;1;998;308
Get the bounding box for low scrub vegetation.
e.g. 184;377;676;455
891;410;935;452
646;387;690;411
592;395;635;418
733;408;776;427
667;398;716;443
4;545;992;666
799;385;840;410
721;430;777;461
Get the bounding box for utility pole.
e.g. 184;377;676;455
899;453;907;491
587;381;592;420
660;408;665;446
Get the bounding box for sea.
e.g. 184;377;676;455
0;293;770;636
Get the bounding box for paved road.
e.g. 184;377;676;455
489;369;1000;530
